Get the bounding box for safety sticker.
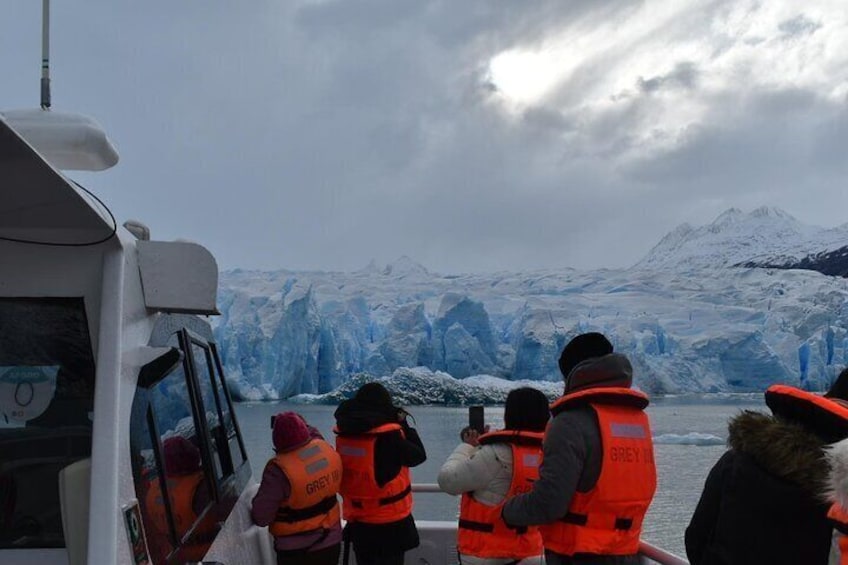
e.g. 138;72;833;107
123;501;151;565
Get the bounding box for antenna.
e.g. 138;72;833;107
41;0;51;109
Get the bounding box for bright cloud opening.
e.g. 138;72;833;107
486;49;566;106
483;0;848;159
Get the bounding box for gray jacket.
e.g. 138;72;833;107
501;354;643;565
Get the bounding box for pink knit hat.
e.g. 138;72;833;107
273;411;310;452
163;436;201;475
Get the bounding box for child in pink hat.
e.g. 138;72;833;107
252;412;343;565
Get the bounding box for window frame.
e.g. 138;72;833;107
130;327;250;562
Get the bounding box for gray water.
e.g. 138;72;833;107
234;397;763;558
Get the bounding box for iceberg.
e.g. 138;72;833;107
652;433;725;446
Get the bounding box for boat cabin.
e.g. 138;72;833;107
0;113;269;565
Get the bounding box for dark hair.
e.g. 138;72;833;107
354;382;394;411
504;387;550;432
826;368;848;401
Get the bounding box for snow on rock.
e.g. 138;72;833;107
289;367;562;406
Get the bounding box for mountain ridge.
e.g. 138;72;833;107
634;206;848;274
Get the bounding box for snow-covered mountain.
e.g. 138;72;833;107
636;206;848;278
214;209;848;401
635;207;848;272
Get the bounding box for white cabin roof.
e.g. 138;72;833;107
0;115;115;245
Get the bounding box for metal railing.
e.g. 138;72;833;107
410;483;689;565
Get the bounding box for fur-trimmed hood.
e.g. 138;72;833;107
728;410;827;496
825;437;848;510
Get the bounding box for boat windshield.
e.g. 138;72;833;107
0;298;96;549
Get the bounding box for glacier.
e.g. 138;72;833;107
213;208;848;401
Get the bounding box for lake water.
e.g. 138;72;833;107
234;397;764;558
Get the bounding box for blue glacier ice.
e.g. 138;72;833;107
213;211;848;401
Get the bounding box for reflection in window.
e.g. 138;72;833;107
144;363;212;549
210;347;245;468
0;298;95;549
131;330;248;563
191;344;224;481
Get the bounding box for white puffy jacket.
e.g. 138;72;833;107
438;442;543;565
438;442;513;505
826;437;848;565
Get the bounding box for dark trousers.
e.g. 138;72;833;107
276;543;341;565
352;549;405;565
545;550;640;565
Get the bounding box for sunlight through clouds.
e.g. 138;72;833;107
486;48;565;106
484;0;848;159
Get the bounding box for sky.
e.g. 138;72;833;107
2;1;847;274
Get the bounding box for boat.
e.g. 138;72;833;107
0;5;688;564
0;100;688;565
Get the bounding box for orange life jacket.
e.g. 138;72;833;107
457;430;545;559
143;470;220;562
145;472;206;541
335;422;413;524
765;385;848;438
540;387;656;557
269;438;343;537
829;503;848;565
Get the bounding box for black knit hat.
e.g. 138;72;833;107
825;368;848;401
558;332;614;381
354;382;394;410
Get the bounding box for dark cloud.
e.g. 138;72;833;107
778;14;822;38
2;1;846;274
638;62;699;93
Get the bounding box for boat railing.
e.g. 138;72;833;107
409;483;689;565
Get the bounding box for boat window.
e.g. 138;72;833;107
209;343;246;468
149;361;214;542
132;348;217;563
131;329;249;563
189;342;227;482
0;297;96;549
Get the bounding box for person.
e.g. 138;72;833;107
144;435;215;562
251;411;343;565
502;332;657;565
334;382;426;565
438;387;550;565
825;437;848;564
685;380;848;565
826;368;848;565
826;367;848;401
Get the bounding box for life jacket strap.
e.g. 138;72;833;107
274;496;338;523
560;512;633;531
458;517;528;535
458;518;494;533
350;484;412;509
379;484;411;506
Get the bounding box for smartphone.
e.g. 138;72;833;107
270;415;275;429
469;405;485;434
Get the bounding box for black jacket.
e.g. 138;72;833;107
334;398;427;556
685;410;833;565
